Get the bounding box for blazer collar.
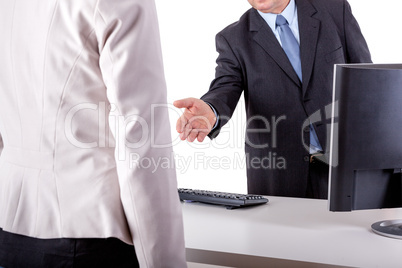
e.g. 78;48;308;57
249;0;320;94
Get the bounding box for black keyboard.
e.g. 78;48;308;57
178;188;268;209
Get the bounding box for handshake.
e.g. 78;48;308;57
173;98;217;143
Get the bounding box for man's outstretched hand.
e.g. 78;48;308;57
173;98;217;142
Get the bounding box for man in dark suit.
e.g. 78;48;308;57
174;0;371;199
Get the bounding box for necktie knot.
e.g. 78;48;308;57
276;15;288;27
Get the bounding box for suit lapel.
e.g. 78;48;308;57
250;9;301;88
296;0;320;96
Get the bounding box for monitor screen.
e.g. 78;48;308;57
329;63;402;212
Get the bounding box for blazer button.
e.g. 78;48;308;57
304;155;310;162
303;127;309;133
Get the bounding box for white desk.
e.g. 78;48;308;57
182;196;402;268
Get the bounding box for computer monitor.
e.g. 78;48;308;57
328;63;402;239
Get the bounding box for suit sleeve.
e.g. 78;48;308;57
201;33;244;139
343;0;372;63
94;1;186;267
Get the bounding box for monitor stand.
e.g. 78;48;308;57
371;220;402;239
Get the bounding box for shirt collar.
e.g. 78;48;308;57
257;0;297;32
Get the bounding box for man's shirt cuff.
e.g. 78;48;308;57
205;102;219;130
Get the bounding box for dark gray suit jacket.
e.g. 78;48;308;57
201;0;371;197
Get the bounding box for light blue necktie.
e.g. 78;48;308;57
276;15;322;152
276;15;302;81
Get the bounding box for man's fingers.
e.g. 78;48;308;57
180;122;192;140
189;116;213;132
197;132;207;142
190;120;203;130
173;98;195;109
176;115;188;133
187;129;198;143
185;125;210;143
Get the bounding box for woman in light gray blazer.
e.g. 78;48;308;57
0;0;187;267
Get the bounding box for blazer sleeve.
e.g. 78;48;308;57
0;132;3;156
94;1;187;267
201;33;244;139
343;0;372;63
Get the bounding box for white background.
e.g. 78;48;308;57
154;0;402;193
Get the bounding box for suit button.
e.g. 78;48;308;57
304;155;310;162
303;127;309;133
